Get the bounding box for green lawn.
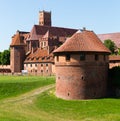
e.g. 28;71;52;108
0;75;55;99
35;89;120;121
0;75;119;121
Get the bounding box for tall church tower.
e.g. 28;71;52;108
39;10;51;26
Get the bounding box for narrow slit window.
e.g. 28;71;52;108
56;56;59;62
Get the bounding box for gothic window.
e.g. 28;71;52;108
41;42;43;47
44;42;46;46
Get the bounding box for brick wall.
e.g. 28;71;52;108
55;53;109;100
24;62;54;76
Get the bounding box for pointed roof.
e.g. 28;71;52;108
10;34;24;46
10;31;29;46
42;30;53;39
54;30;111;54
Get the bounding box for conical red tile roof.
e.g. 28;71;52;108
54;30;111;54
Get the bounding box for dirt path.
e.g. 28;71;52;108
1;84;55;104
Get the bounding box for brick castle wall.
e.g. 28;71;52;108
55;54;109;100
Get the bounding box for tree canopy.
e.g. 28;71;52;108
0;49;10;65
104;39;116;54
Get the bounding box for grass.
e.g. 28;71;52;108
0;76;120;121
35;89;120;121
0;75;55;99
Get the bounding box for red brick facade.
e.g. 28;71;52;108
55;54;109;99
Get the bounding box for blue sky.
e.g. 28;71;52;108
0;0;120;51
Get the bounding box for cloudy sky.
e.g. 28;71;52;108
0;0;120;51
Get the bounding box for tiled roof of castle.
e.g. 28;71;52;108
54;30;111;53
109;55;120;61
11;31;29;46
24;48;54;63
27;25;77;40
98;32;120;48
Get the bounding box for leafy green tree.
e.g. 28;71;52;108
1;50;10;65
104;39;116;54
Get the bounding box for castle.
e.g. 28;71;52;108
10;11;77;75
10;10;120;100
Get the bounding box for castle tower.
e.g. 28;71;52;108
39;10;51;26
10;31;27;73
53;30;111;100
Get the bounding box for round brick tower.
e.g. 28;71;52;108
53;30;111;100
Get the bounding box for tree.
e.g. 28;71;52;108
1;50;10;65
104;39;116;54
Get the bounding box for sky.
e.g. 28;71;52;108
0;0;120;51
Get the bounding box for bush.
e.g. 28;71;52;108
109;66;120;87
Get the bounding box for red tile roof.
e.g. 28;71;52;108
11;31;29;46
98;32;120;48
109;55;120;61
27;25;77;41
24;48;54;63
54;30;111;54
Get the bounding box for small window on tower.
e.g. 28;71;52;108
80;54;86;61
103;55;106;61
95;54;99;61
56;56;59;62
66;54;70;61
